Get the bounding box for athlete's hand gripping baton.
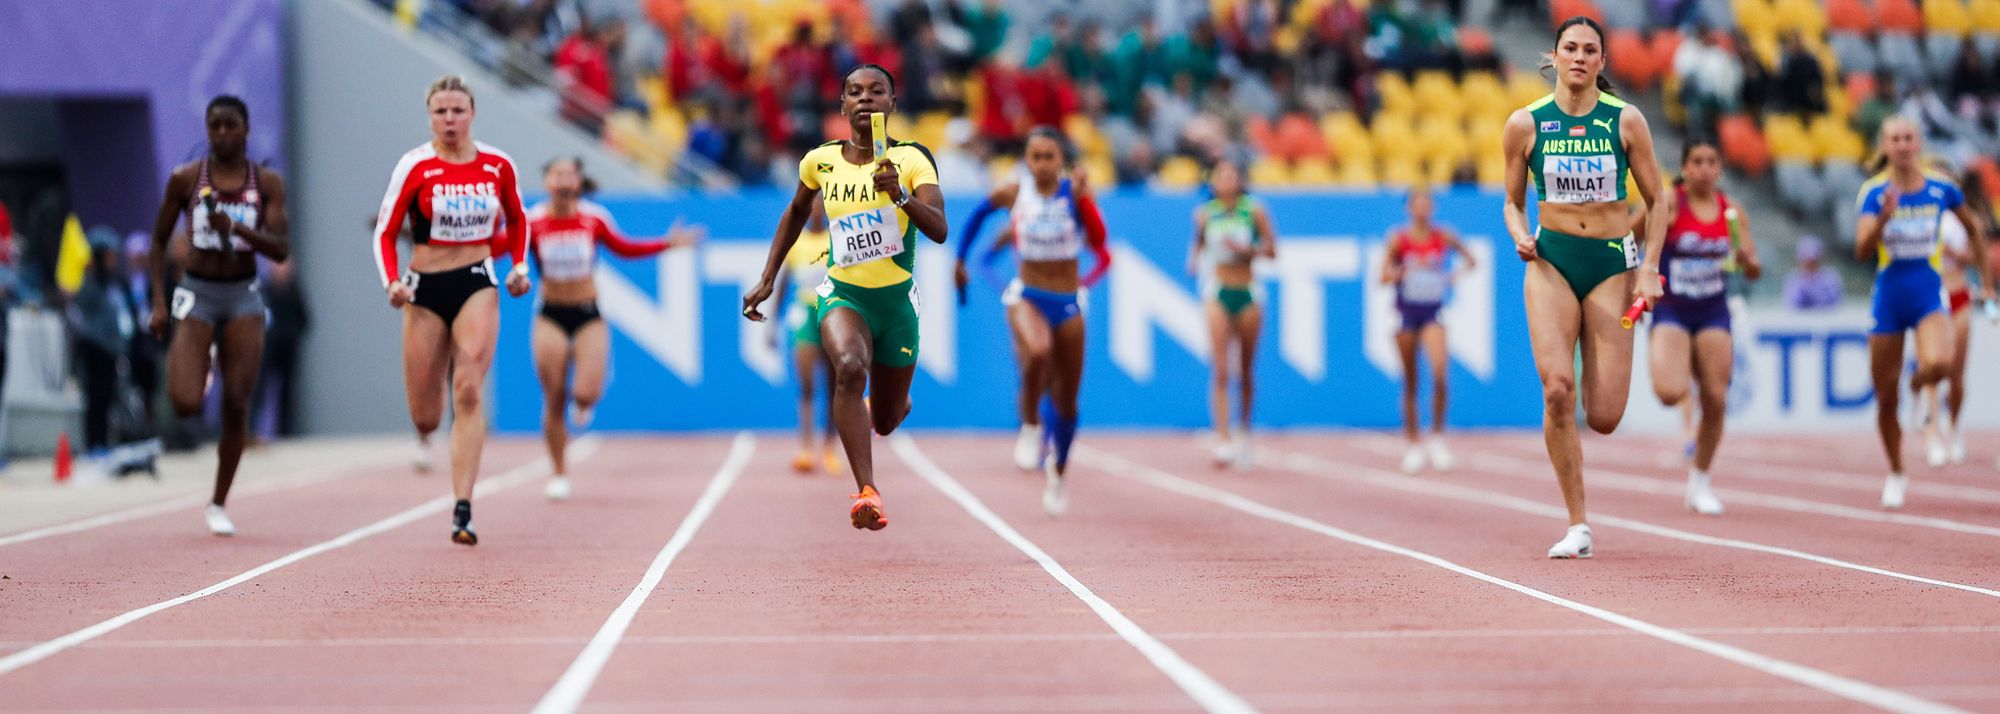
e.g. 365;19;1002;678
1622;275;1665;329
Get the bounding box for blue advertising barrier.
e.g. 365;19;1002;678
491;190;1540;432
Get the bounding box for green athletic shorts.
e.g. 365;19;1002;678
1536;226;1638;301
818;278;921;367
789;298;822;347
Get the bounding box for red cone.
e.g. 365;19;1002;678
54;432;72;484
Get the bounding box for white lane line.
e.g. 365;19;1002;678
531;432;754;714
1258;449;2000;599
13;624;1999;650
0;441;596;678
893;435;1256;714
0;450;402;548
1352;438;2000;539
1081;448;1966;714
1533;440;2000;506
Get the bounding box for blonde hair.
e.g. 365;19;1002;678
426;75;475;108
1865;115;1920;174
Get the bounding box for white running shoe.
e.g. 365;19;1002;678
1427;438;1455;471
412;436;434;474
1685;470;1724;516
1926;432;1948;468
1881;473;1910;510
1211;440;1237;468
1948;429;1967;464
570;404;595;429
1547;524;1592;559
205;505;236;537
1013;424;1044;471
1042;459;1068;515
1401;444;1426;474
1233;433;1254;471
545;476;572;501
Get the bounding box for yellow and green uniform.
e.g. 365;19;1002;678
1523;92;1640;300
798;139;939;367
783;227;830;346
1198;196;1265;316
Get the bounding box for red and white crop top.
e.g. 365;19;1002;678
372;141;529;286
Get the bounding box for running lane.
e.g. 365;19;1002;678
918;434;1868;712
1096;433;2000;711
0;440;541;652
575;435;1209;714
0;436;735;711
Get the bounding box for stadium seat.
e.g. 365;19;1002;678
1975;0;2000;33
1876;33;1929;87
1156;157;1204;189
1926;32;1966;82
1829;32;1879;75
1717;114;1772;176
1414;116;1470;167
1929;0;1975;35
1547;0;1604;28
1507;71;1549;108
1764;114;1816;162
1606;29;1656;92
1246;115;1276;156
1648;30;1684;77
1774;160;1828;215
1809;114;1867;163
1376;73;1415;116
1773;0;1827;36
1370;113;1420;166
1083;157;1115;189
1827;0;1872;32
1320;112;1373;163
1411;71;1463;119
1822;159;1869;216
1735;0;1778;37
1380;157;1425;187
1877;0;1924;33
1477;155;1506;187
1274;113;1329;162
1293;158;1338;186
1249;157;1293;186
1336;158;1379;188
1459;72;1509;119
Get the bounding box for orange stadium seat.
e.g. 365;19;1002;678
1246;115;1276;155
1975;157;2000;200
1717;115;1771;176
1274;113;1329;162
1606;30;1656;92
1547;0;1604;28
1877;0;1924;33
1827;0;1872;33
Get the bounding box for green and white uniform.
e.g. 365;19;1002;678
1198;196;1266;316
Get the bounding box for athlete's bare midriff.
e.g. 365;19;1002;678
1538;200;1632;239
1019;258;1081;293
540;276;597;305
410;242;492;274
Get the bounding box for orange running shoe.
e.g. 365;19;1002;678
823;448;844;475
791;450;815;474
849;485;887;530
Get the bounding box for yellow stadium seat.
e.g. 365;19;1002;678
1083;157;1116;189
1321;112;1373;163
1157;157;1204;189
1809;114;1867;162
1825;84;1851;121
1414;117;1470;166
1376;73;1416;116
1477;155;1507;187
1973;0;2000;32
1459;72;1510;119
1749;31;1780;71
1735;0;1778;37
1380;158;1425;187
1288;0;1333;30
1370;113;1421;165
1250;157;1294;186
1411;71;1464;120
987;156;1019;186
1336;158;1379;188
1763;114;1816;161
1293;158;1338;186
914;112;953;151
1465;119;1504;157
1773;0;1827;36
649;106;688;158
1928;0;1974;36
1424;157;1459;186
1507;71;1549;108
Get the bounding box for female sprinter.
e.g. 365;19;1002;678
1916;168;1991;466
1857;118;1995;508
371;75;531;545
528;157;700;500
954;126;1110;514
1501;16;1669;558
146;95;290;537
1647;140;1761;516
772;199;840;475
1380;184;1474;474
741;65;947;531
1189;161;1278;469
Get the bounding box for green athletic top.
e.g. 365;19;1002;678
1200;196;1263;267
1525;92;1629;205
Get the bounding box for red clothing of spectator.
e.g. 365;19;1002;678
772;34;831;98
698;33;750;95
1022;65;1079;128
554;32;612;123
0;201;12;264
976;65;1030;145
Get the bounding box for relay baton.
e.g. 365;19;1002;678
1621;274;1665;329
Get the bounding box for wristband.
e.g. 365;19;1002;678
893;189;912;208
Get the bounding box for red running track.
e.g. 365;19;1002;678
0;431;1996;712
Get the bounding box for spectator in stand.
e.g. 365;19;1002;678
1146;75;1199;159
1022;54;1079;130
959;0;1009;65
1783;236;1844;311
553;18;617;133
122;233;161;436
1854;71;1900;140
69;228;138;452
1949;43;1994;115
1674;28;1742;137
772;21;832;103
900;23;955;115
1105;18;1166;118
887;0;933;48
1773;32;1826;115
976;62;1031;153
1117;137;1158;188
1228;0;1281;73
1162;17;1222;98
1405;0;1460;73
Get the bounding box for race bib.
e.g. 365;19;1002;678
1541;154;1618;204
1401;266;1448;304
1882;216;1938;261
190;203;255;252
427;183;501;242
1017;212;1080;261
1668;257;1725;299
170;287;195;320
538;230;595;281
1208;220;1253;259
828;205;903;268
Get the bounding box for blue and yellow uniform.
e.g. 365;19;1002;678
1858;172;1963;334
798;139;939;367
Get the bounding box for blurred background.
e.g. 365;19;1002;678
1;0;1996;463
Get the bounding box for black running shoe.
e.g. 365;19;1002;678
450;500;477;546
